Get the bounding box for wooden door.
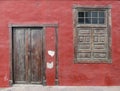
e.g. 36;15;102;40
12;27;43;84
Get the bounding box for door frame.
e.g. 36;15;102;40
9;24;59;86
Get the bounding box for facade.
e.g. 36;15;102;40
0;0;120;87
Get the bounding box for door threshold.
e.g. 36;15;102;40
12;84;43;87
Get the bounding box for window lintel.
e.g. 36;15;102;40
73;5;112;9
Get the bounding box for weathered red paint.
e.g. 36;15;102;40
46;27;56;85
0;0;120;87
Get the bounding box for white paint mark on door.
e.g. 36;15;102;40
47;62;54;69
48;50;55;57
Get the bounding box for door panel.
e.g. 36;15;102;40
13;28;26;83
13;27;43;84
25;29;31;83
31;28;42;83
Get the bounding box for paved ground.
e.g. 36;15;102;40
0;85;120;91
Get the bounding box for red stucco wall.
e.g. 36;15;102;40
0;0;120;87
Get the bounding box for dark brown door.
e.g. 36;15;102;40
12;27;43;84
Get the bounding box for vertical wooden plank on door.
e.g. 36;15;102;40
31;28;42;83
25;28;31;83
13;28;26;83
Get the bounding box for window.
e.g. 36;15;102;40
73;6;111;63
78;11;105;24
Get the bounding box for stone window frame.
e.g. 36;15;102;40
73;5;112;63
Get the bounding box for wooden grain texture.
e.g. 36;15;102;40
76;27;109;62
25;29;31;83
13;28;26;83
31;28;42;83
13;27;43;84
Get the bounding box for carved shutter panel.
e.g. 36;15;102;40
92;28;108;60
76;28;92;61
76;27;109;63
